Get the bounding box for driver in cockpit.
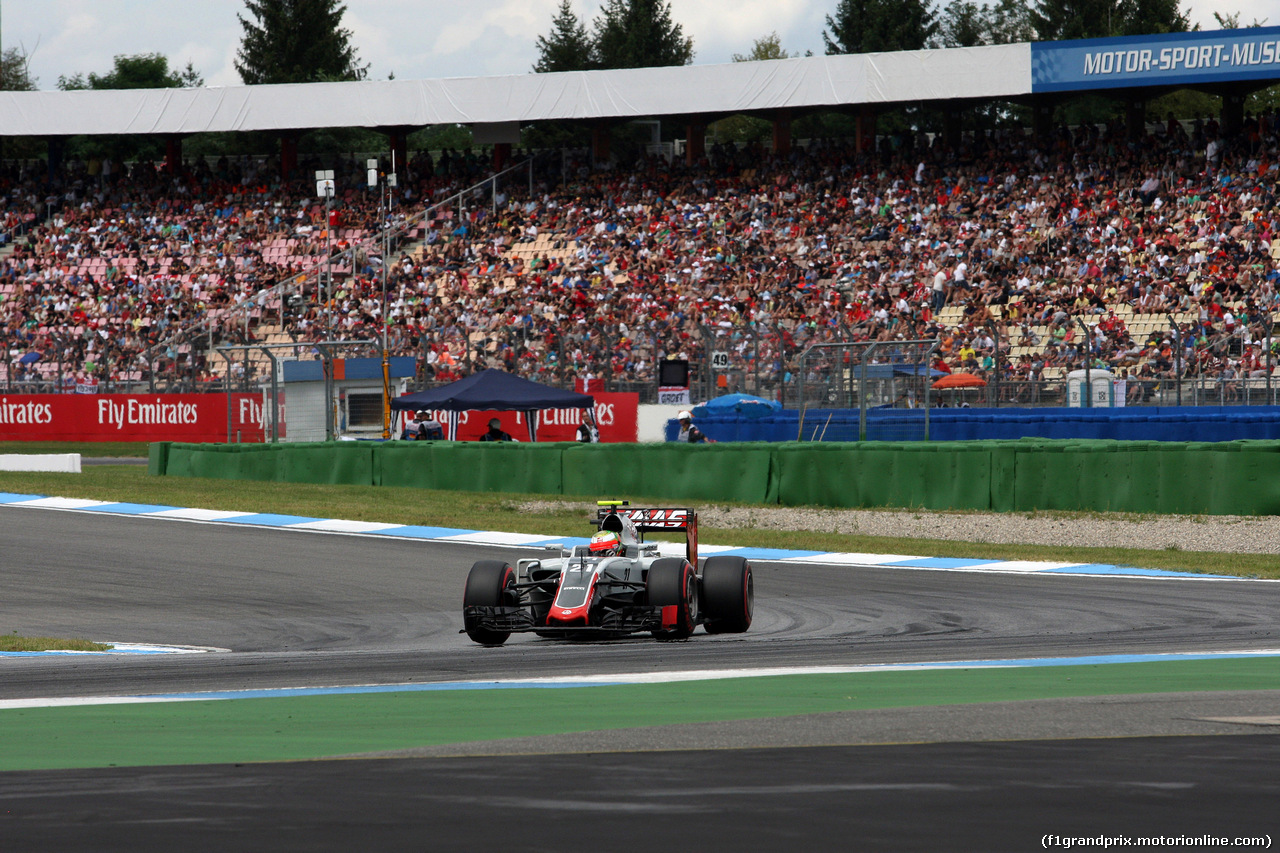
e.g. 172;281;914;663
588;530;622;557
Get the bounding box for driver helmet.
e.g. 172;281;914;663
588;530;621;556
677;410;692;422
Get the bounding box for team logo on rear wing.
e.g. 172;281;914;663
596;506;693;531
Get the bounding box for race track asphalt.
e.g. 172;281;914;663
1;505;1278;851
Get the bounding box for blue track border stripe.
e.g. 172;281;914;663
0;490;1265;582
0;492;45;503
376;525;481;539
79;501;182;515
1043;563;1233;579
883;557;1004;569
221;512;328;527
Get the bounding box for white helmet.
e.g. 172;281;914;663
677;410;692;421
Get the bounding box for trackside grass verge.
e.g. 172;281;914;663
0;465;1276;579
0;632;111;652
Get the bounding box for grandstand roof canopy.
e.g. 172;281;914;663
1;26;1278;139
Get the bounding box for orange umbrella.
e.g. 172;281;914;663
932;372;987;389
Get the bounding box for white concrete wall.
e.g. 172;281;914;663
638;404;686;442
0;454;81;472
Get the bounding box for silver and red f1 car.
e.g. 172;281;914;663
462;501;753;644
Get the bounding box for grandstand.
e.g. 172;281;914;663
2;27;1280;407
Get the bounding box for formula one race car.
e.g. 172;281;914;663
462;501;753;644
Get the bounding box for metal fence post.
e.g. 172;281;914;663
1170;318;1182;407
986;319;1000;407
1077;316;1092;408
858;343;880;442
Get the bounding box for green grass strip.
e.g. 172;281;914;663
2;658;1277;772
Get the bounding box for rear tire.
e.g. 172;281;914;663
646;558;696;640
463;560;517;645
701;556;753;634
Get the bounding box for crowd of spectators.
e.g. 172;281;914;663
3;106;1280;405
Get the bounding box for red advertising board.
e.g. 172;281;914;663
0;394;266;443
409;391;638;443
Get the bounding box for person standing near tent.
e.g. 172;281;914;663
676;411;712;443
576;410;599;443
479;418;513;441
413;410;443;440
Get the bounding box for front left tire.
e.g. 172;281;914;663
646;558;697;640
463;560;517;645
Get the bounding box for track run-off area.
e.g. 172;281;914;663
2;492;1278;850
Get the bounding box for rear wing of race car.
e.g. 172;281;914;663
596;501;698;566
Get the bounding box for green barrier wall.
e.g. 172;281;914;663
152;439;1280;516
424;442;568;495
562;443;776;504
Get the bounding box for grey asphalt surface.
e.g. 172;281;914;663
2;504;1278;850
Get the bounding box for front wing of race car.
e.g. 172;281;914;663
463;600;671;637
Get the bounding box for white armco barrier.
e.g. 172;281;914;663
0;454;82;473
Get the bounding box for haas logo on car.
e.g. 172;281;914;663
622;508;688;528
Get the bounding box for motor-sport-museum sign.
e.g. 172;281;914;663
0;394;265;442
1032;25;1280;93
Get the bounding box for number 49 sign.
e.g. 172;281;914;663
710;351;730;371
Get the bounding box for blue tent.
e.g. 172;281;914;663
693;393;782;419
392;369;593;440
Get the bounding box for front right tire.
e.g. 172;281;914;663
700;556;753;634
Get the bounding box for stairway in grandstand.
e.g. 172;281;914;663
190;160;540;387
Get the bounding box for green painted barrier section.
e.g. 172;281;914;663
283;442;375;486
147;441;170;477
427;441;568;495
375;442;439;489
1229;442;1280;515
150;438;1280;516
562;443;776;503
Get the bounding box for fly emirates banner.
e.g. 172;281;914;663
0;394;266;442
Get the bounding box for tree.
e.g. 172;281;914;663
987;0;1038;43
938;2;989;47
235;0;368;85
58;53;203;91
534;1;595;72
937;0;1036;47
1212;10;1269;29
591;0;694;69
1030;0;1190;42
731;32;792;63
823;0;938;54
1;46;38;91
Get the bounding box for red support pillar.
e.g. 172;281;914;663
164;136;183;175
388;128;409;177
592;123;611;165
772;110;791;156
857;106;878;153
280;134;299;180
493;142;512;171
685;120;706;166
